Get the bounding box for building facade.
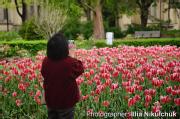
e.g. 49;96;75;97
0;1;179;31
119;0;180;30
0;2;39;31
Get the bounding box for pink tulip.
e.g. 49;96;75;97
102;100;110;107
166;86;172;94
160;96;171;104
111;83;119;90
15;99;22;107
174;98;180;106
18;83;26;92
12;92;17;97
35;90;41;97
152;101;162;113
89;69;95;75
145;95;152;102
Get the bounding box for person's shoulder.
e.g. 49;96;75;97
64;56;82;66
66;56;80;62
43;57;48;62
42;57;49;65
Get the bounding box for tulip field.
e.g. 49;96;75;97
1;45;180;119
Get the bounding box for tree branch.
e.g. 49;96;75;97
14;0;22;17
146;0;154;8
80;1;95;13
136;0;142;8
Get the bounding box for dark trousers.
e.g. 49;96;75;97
48;107;74;119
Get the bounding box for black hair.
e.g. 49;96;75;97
47;32;69;61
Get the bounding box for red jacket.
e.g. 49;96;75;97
41;56;84;109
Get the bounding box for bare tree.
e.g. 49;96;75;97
14;0;28;23
34;5;67;40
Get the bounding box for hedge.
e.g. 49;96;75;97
0;40;47;57
95;38;180;48
0;38;180;58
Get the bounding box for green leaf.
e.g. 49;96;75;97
0;65;3;70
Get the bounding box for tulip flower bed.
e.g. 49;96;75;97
1;45;180;119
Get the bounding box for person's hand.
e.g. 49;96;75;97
41;93;46;105
69;49;75;57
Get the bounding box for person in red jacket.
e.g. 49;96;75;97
41;32;84;119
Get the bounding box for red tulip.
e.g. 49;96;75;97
128;98;136;107
128;95;141;107
160;96;171;104
152;77;164;87
35;90;41;97
125;86;135;94
95;85;104;94
102;100;110;107
174;98;180;106
113;70;119;77
34;97;41;105
145;102;150;108
171;90;178;95
134;94;141;101
87;109;93;114
84;72;90;79
29;91;34;97
144;89;156;96
12;92;17;97
18;83;26;92
82;95;89;101
87;80;93;85
105;78;112;86
89;69;95;75
15;99;22;107
152;101;162;113
166;86;173;93
110;83;118;89
145;95;152;102
76;77;84;85
122;81;131;87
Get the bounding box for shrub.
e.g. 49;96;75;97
75;40;95;49
80;21;93;39
161;30;180;37
0;31;21;41
62;18;81;40
0;40;47;58
126;24;160;34
18;19;43;40
63;19;93;40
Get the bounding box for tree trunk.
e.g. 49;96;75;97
5;8;9;31
14;0;27;23
22;0;28;22
167;0;171;30
93;4;104;39
140;7;149;28
159;0;162;29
